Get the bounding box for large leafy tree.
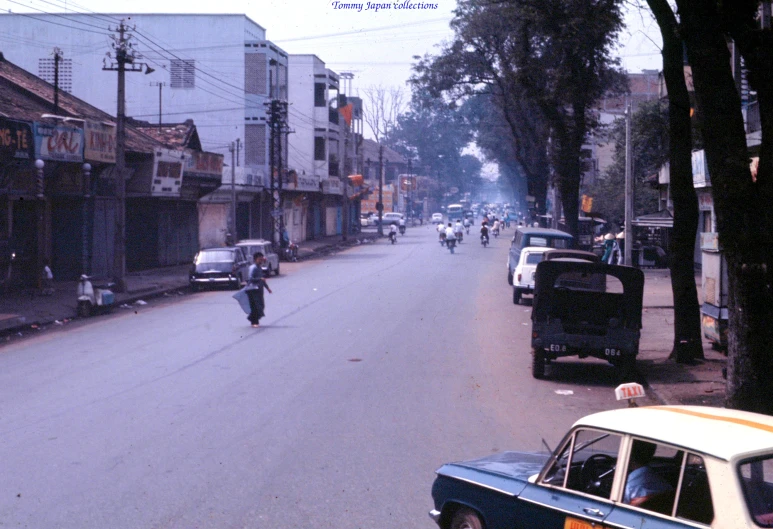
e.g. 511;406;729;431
389;92;480;193
412;0;626;240
664;0;773;412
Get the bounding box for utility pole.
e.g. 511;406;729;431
103;19;151;291
624;100;633;266
52;47;62;114
229;141;236;241
236;138;241;167
150;81;165;128
377;144;384;237
266;99;288;247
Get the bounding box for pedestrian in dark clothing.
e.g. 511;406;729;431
246;252;272;327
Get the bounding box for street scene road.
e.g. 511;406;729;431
0;226;642;529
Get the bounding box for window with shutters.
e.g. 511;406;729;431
245;53;267;95
38;58;72;92
170;59;195;89
245;124;267;166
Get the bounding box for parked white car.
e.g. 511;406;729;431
382;212;403;226
235;239;281;276
511;246;550;304
431;213;443;223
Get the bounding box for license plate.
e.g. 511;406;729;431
564;517;594;529
549;344;567;352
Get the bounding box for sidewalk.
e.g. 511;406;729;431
637;269;727;407
0;233;377;336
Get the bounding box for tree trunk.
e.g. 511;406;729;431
676;0;773;413
647;0;704;363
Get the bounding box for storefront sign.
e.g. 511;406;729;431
701;232;719;251
0;118;34;160
34;122;84;162
692;150;710;188
285;170;320;192
152;149;185;197
84;121;116;163
185;151;223;177
322;177;342;195
698;189;713;211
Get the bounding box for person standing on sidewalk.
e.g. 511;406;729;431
41;258;54;296
246;252;272;327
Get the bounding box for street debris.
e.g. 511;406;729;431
555;390;574;396
54;320;63;325
135;300;147;305
119;304;131;309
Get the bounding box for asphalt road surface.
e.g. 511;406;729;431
0;225;649;528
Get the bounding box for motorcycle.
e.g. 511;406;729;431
481;235;489;247
439;231;446;246
76;275;116;317
399;225;406;235
456;231;464;243
446;237;457;254
492;227;500;238
465;226;470;235
389;231;397;244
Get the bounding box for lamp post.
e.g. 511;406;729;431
82;163;92;275
35;159;45;289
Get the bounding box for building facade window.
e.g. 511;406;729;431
314;137;325;161
38;57;72;93
170;59;196;89
314;83;326;107
245;124;267;166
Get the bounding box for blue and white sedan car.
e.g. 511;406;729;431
430;405;773;529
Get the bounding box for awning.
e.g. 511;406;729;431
632;210;673;228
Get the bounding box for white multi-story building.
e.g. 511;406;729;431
0;13;288;243
287;54;344;238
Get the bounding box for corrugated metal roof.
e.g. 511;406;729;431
0;52;163;154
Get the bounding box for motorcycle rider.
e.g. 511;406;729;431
398;215;406;234
492;218;501;236
437;221;446;244
454;219;464;240
389;223;398;243
445;222;457;248
480;222;490;244
463;217;471;234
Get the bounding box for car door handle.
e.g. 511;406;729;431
582;507;605;517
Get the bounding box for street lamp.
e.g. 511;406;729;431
35;158;45;290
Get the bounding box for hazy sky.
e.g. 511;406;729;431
5;0;664;97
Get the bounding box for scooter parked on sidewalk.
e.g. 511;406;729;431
76;275;116;317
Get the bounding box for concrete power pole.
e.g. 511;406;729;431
377;144;384;237
103;20;153;291
624;101;633;266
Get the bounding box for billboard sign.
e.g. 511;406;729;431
84;121;116;163
34;122;84;162
0;118;34;160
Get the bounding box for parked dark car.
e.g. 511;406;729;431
530;260;644;379
189;247;250;290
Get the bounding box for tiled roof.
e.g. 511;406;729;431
0;52;162;154
131;119;203;151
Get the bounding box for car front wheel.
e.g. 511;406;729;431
450;507;484;529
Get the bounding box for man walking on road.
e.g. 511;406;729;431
246;252;272;327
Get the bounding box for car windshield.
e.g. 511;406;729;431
196;250;234;263
739;454;773;527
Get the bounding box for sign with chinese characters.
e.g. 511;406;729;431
0;118;34;160
34;122;84;162
152;149;186;197
184;151;223;177
84;121;116;163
